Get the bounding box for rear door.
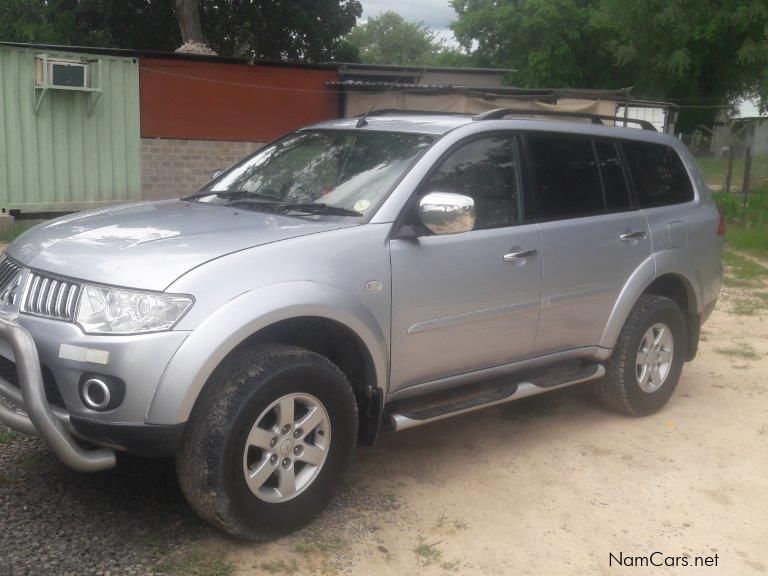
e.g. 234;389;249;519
527;133;652;354
389;133;541;393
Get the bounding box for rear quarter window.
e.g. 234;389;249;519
622;141;694;207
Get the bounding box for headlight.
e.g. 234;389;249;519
76;284;193;334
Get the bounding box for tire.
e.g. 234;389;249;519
176;344;358;540
594;294;687;416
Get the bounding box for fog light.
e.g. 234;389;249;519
79;374;125;411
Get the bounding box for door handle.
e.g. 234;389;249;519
620;230;647;241
503;249;537;262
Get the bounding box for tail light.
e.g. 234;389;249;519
716;207;725;236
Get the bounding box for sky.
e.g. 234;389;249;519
358;0;458;43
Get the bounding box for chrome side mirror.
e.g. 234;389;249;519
210;168;224;181
418;192;475;235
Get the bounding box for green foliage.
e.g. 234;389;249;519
0;0;362;61
200;0;362;61
0;0;180;51
157;549;235;576
712;190;768;230
450;0;768;129
347;10;472;66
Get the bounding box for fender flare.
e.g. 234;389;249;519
598;253;701;352
146;281;389;425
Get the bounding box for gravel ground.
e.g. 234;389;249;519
0;432;207;576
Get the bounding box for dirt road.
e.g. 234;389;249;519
225;276;768;575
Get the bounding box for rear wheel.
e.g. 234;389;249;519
595;295;686;416
176;344;358;539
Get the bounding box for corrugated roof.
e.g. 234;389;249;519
326;80;636;100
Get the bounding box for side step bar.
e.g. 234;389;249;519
388;363;605;432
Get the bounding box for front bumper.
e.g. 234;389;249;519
0;315;116;471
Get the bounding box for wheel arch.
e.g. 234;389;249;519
599;256;701;360
147;282;389;437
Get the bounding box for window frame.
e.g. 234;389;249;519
393;130;536;237
593;137;637;214
617;139;695;209
521;131;641;223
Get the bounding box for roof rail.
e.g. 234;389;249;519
473;108;658;131
364;109;472;117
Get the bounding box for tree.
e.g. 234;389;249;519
0;0;180;51
174;0;205;46
199;0;362;61
346;10;472;66
451;0;768;129
347;11;440;65
0;0;362;62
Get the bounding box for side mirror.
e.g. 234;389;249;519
210;168;224;181
418;192;475;235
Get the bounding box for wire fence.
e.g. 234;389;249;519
680;131;768;194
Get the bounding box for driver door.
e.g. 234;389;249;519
389;133;542;393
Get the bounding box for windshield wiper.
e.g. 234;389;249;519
186;190;282;202
276;203;363;217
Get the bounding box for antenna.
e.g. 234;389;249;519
354;68;412;128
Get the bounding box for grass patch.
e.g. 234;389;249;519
156;549;235;576
715;342;760;359
722;250;768;283
731;298;767;315
0;429;18;445
725;225;768;256
259;559;298;575
697;155;768;190
413;536;443;566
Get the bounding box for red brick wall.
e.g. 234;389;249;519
139;58;339;142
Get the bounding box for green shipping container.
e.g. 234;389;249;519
0;45;141;213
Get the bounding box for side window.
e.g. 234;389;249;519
595;140;631;212
527;133;604;220
622;141;694;207
421;135;523;230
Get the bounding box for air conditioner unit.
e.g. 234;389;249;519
35;58;89;88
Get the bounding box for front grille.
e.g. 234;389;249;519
0;355;66;408
0;258;22;293
21;272;81;322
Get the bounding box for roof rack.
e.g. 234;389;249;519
363;109;471;117
473;108;658;131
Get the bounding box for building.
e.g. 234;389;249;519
0;42;676;214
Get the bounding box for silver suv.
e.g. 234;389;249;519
0;110;723;538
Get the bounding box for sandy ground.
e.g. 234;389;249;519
222;273;768;576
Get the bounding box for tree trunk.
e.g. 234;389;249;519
174;0;216;54
174;0;204;44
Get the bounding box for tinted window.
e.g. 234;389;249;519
595;141;631;212
422;135;523;230
528;134;604;219
622;141;694;207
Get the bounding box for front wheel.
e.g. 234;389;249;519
176;344;358;539
594;294;687;416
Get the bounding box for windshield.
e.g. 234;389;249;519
189;130;435;217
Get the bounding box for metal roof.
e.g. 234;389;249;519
327;80;635;100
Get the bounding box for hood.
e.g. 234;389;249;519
7;200;357;291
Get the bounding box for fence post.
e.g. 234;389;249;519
724;147;734;193
741;147;752;225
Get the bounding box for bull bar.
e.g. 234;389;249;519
0;315;116;472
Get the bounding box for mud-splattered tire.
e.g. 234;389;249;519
594;295;687;416
176;344;358;540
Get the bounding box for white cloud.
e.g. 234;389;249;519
358;0;457;38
